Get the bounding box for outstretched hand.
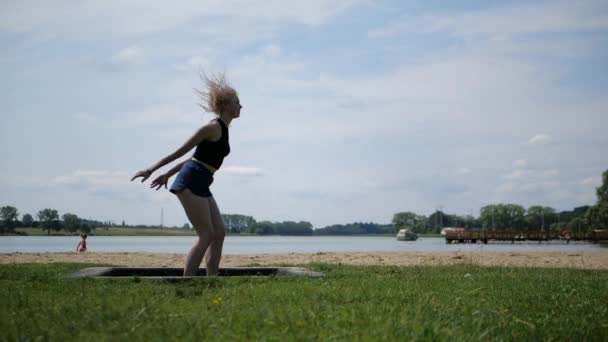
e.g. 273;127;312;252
130;169;152;183
150;174;169;190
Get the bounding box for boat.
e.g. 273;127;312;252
396;229;418;241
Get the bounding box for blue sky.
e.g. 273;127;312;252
1;0;607;228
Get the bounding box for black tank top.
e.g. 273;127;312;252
192;119;230;169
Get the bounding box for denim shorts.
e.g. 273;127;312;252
169;160;214;197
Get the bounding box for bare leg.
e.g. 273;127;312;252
206;196;226;275
176;188;215;276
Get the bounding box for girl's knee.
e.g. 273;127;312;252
194;226;214;240
215;227;226;241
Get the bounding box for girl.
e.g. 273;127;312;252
76;234;87;252
131;73;242;276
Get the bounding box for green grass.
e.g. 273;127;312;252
418;233;443;238
1;263;607;341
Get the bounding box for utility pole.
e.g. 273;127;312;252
541;210;545;232
160;207;164;230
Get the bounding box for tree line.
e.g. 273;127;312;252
393;169;608;234
0;207;393;236
222;214;315;235
222;215;392;235
392;205;592;234
0;208;102;235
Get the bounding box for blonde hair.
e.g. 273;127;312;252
194;71;237;114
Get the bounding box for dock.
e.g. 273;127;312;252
445;229;608;244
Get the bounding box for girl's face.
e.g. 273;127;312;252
227;96;242;118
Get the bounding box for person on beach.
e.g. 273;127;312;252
130;72;242;276
76;234;87;252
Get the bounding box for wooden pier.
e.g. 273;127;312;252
445;229;608;244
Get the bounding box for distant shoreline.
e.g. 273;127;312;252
4;227;442;238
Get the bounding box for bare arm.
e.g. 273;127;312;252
149;159;188;190
166;160;187;178
147;123;217;173
131;122;219;183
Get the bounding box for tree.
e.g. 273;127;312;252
79;222;92;234
314;222;393;235
0;206;19;233
37;209;61;235
223;214;256;234
274;221;313;236
480;204;525;231
586;170;608;229
586;204;608;230
22;213;34;227
428;211;455;233
249;221;275;235
568;216;586;234
462;215;481;229
392;212;418;232
525;206;556;231
596;170;608;204
62;213;81;233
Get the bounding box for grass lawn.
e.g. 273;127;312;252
417;233;443;238
1;263;607;341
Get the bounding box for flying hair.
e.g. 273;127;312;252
193;70;237;114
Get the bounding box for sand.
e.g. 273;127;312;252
1;251;607;270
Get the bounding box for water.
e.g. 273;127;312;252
1;236;606;254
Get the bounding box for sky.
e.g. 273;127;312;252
1;0;607;228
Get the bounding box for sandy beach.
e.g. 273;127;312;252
1;251;607;270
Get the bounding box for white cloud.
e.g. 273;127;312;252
11;175;46;187
47;169;174;203
233;44;305;81
541;169;559;178
173;55;212;72
513;159;528;167
116;106;203;128
11;169;134;196
504;169;528;180
581;176;601;186
262;44;282;58
504;168;559;181
74;113;99;124
528;134;553;145
498;167;562;196
116;45;142;63
0;1;364;35
110;45;144;66
496;180;560;193
52;170;129;188
455;167;472;175
496;182;515;193
518;181;560;192
0;1;64;33
311;54;554;134
367;1;608;38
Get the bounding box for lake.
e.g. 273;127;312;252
1;236;606;254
